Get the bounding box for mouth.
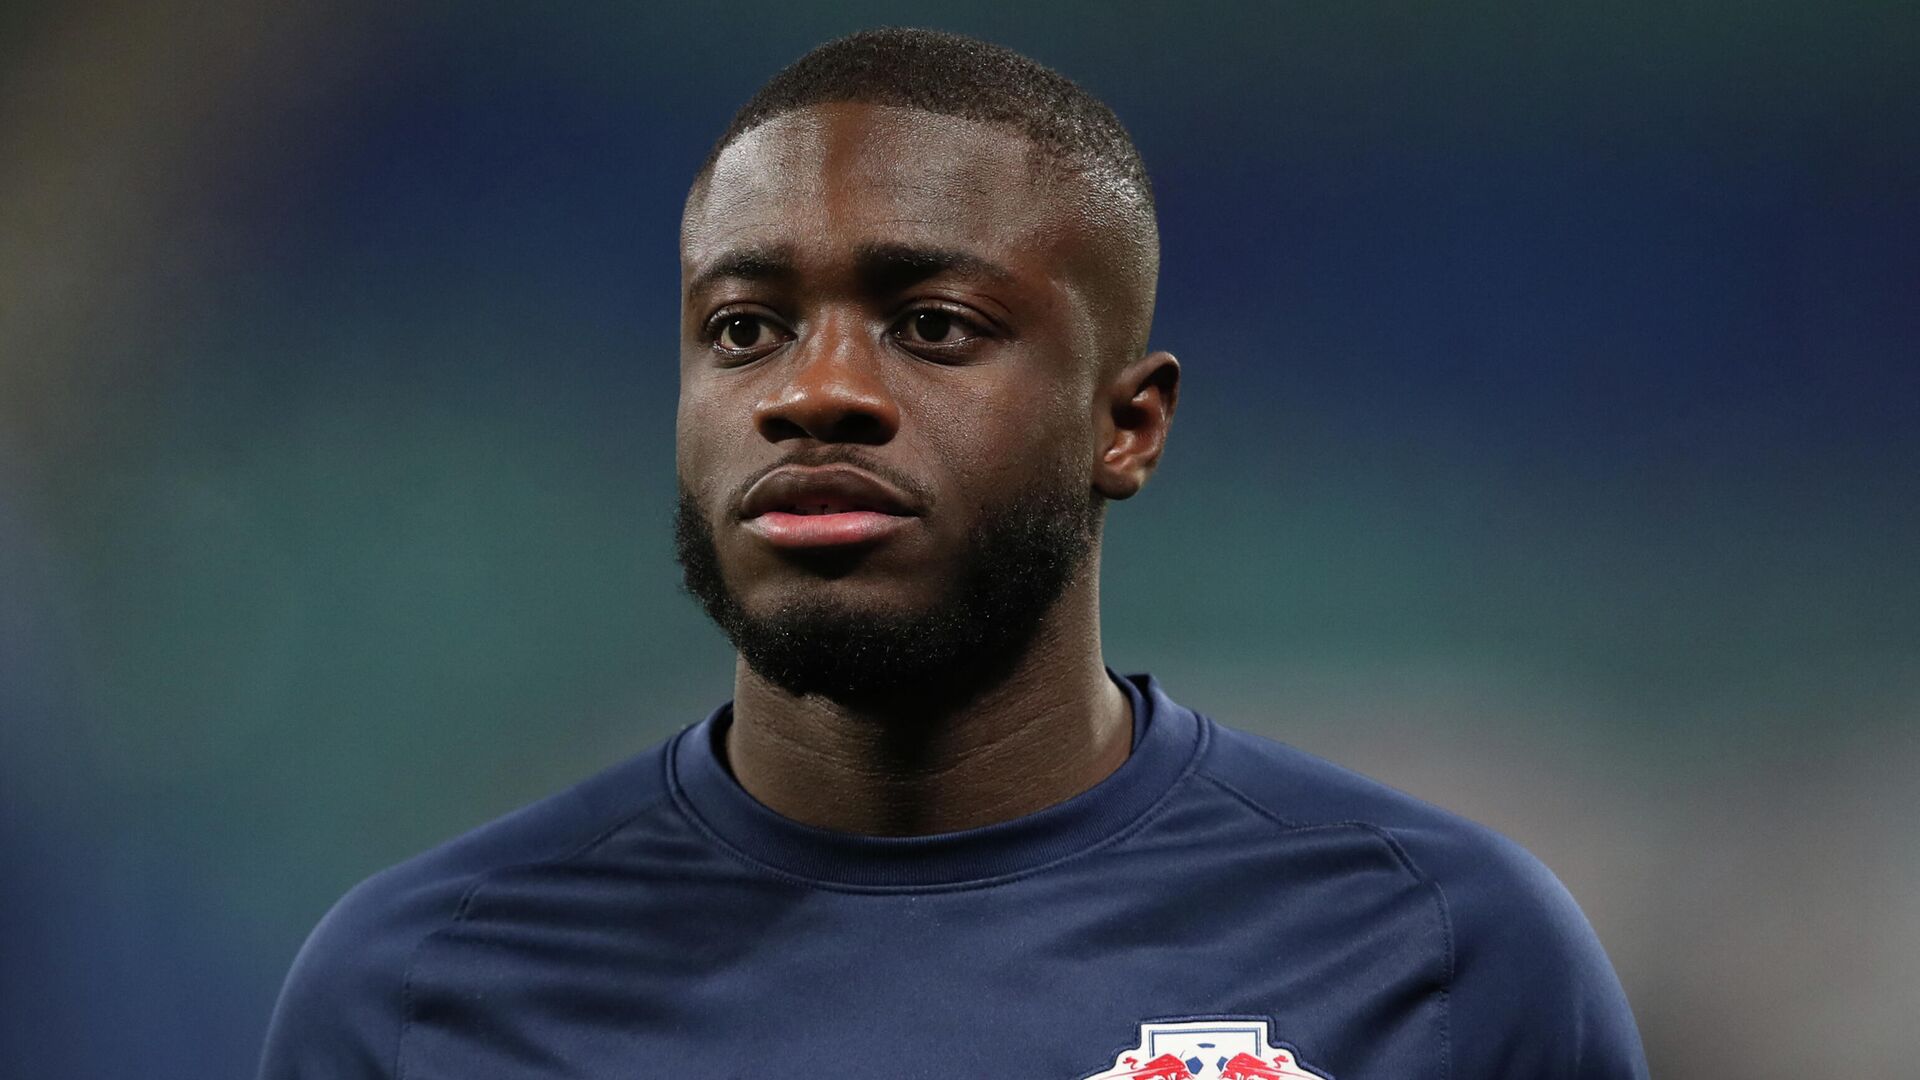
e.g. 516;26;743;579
738;464;921;549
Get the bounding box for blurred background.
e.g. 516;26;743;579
3;2;1915;1076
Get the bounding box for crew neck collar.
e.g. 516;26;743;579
668;670;1204;891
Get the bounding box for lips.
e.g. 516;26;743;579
738;464;920;549
740;464;917;519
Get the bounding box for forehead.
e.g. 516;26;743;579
682;103;1075;272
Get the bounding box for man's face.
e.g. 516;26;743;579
675;102;1120;701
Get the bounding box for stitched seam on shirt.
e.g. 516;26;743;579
1426;871;1457;1080
667;716;1215;896
393;790;676;1080
1200;769;1457;1080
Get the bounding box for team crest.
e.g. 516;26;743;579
1080;1019;1330;1079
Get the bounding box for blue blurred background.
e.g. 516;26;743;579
3;2;1915;1077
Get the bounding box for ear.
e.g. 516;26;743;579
1093;351;1180;500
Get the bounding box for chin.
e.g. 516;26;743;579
675;476;1093;705
740;573;944;619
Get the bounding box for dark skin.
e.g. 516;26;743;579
678;102;1179;836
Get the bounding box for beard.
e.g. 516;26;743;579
674;466;1102;709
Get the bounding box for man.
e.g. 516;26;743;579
260;28;1647;1079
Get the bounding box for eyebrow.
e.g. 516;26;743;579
854;242;1015;294
685;240;1017;299
686;244;797;296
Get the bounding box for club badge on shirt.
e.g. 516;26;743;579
1079;1019;1331;1079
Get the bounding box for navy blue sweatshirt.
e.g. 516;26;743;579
259;672;1647;1079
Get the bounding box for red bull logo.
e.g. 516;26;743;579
1113;1053;1196;1079
1217;1051;1292;1079
1079;1019;1329;1080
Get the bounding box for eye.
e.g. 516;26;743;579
722;315;771;349
907;310;954;343
892;307;984;349
706;312;792;359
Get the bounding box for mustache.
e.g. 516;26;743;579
725;447;935;519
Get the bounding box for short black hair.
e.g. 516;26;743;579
697;27;1153;212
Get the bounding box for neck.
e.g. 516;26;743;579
722;574;1132;836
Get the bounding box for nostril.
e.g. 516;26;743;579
758;415;811;443
751;350;901;445
826;411;891;445
756;402;894;446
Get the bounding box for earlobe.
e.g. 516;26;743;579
1093;351;1180;501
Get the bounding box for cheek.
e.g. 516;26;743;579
905;371;1093;495
673;395;705;478
674;388;742;505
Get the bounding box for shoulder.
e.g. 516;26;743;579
256;739;676;1079
1198;719;1649;1079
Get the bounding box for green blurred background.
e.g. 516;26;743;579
3;2;1915;1077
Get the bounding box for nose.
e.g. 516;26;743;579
752;311;900;445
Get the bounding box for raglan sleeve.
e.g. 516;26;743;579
1412;824;1650;1079
256;868;444;1080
